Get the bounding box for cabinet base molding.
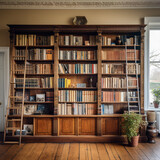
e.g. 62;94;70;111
6;135;147;143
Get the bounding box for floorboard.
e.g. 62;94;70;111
0;137;159;160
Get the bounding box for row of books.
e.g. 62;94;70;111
58;78;71;88
102;35;140;46
16;34;54;46
58;90;97;102
58;103;96;115
102;63;140;74
15;63;53;74
15;91;53;102
14;77;54;88
127;63;140;74
15;49;53;60
102;63;124;74
59;64;97;74
59;35;96;46
101;104;114;114
101;91;138;102
101;77;138;88
101;49;140;60
59;50;97;60
101;77;127;88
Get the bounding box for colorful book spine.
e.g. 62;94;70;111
59;64;97;74
58;103;96;115
58;90;97;102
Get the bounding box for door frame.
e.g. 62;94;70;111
0;47;9;132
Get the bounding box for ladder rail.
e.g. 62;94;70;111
3;79;12;143
125;45;130;113
134;44;141;113
19;46;27;144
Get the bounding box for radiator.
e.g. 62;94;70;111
156;112;160;133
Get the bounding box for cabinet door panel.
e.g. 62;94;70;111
102;118;120;135
79;118;96;135
35;118;52;135
59;118;75;135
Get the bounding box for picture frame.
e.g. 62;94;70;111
30;95;36;101
24;105;37;115
24;124;33;135
37;104;45;114
36;94;45;102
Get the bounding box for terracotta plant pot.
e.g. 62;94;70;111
154;101;159;108
128;135;139;147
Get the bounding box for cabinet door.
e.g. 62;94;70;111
35;118;52;135
59;118;75;135
79;118;96;135
102;118;120;135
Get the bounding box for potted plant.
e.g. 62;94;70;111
152;88;160;108
122;112;143;147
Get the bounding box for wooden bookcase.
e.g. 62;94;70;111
7;25;146;143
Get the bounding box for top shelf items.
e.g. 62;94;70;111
15;34;54;46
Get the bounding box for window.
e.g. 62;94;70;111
145;17;160;110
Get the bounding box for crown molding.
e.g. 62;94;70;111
0;0;160;9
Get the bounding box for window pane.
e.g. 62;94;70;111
149;30;160;61
149;63;160;105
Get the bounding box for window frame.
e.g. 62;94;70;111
144;17;160;111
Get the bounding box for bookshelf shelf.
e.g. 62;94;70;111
7;25;145;142
58;87;97;90
101;101;139;104
59;45;97;49
15;101;54;104
102;74;140;76
102;45;140;48
101;88;138;90
59;60;97;63
15;74;54;77
14;45;54;49
59;74;97;76
15;88;54;90
58;102;97;104
102;60;140;63
15;60;54;64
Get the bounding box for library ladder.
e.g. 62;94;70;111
3;47;27;145
125;44;141;114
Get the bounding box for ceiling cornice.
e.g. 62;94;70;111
0;0;160;9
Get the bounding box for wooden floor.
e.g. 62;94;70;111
0;138;160;160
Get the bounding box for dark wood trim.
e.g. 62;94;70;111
5;135;147;143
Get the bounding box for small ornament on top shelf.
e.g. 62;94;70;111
73;16;88;25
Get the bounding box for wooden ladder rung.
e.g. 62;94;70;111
10;82;16;84
128;79;137;81
7;107;21;109
10;96;23;98
13;56;26;58
6;127;21;130
129;106;138;108
7;119;21;122
129;110;140;113
15;70;24;71
4;141;19;144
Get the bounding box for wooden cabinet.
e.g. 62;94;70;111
35;118;52;135
59;118;75;135
79;118;96;135
102;118;120;135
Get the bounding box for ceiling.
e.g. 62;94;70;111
0;0;160;9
